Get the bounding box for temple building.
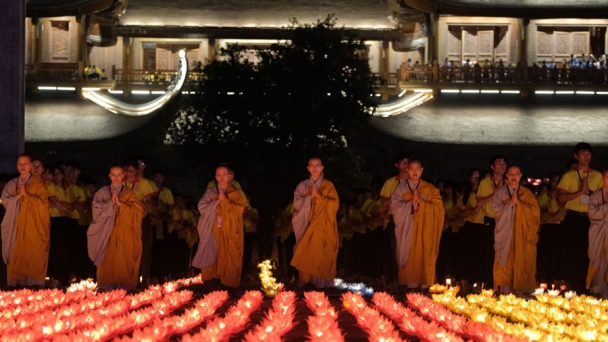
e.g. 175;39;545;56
21;0;608;144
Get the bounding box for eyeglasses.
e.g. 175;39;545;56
471;175;480;178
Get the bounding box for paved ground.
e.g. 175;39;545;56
371;93;608;146
25;92;157;142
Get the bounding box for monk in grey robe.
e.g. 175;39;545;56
87;165;142;289
492;165;540;294
291;158;339;289
586;170;608;298
1;154;50;287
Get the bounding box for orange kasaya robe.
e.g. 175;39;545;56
196;186;245;288
586;189;608;292
291;178;340;284
492;185;540;291
390;180;444;286
1;176;50;284
90;186;143;288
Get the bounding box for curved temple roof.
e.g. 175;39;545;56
118;0;396;30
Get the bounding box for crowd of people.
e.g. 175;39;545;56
400;53;608;84
2;142;608;298
274;143;608;297
0;156;261;290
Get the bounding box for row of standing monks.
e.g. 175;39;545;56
2;143;608;296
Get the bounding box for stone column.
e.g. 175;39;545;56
208;38;216;62
0;0;25;173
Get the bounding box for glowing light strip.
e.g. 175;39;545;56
481;90;499;94
109;89;123;94
461;90;480;94
82;87;101;91
81;50;188;117
375;92;433;117
38;86;57;90
576;91;595;95
597;92;608;95
441;89;460;93
132;90;151;95
57;87;75;91
535;90;554;95
555;91;574;95
413;88;432;93
501;90;520;94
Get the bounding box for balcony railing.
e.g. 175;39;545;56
399;66;608;85
26;63;82;80
113;69;204;83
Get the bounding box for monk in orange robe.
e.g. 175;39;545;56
291;158;339;288
87;165;142;289
586;169;608;298
390;160;444;289
492;165;540;294
193;165;245;288
1;154;50;287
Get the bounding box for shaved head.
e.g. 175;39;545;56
308;157;322;166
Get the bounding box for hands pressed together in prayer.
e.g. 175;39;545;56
510;189;519;206
218;188;226;202
17;182;26;200
412;188;420;214
112;189;122;208
311;184;319;199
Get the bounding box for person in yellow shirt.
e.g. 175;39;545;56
1;154;50;288
379;152;410;290
537;173;567;283
64;162;87;281
31;157;45;180
475;155;507;289
47;166;73;284
291;158;339;289
390;160;444;291
151;170;175;280
193;165;245;288
123;159;156;285
557;142;603;292
461;167;483;284
273;202;294;278
243;195;259;281
170;193;197;278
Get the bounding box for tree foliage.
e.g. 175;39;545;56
165;16;377;151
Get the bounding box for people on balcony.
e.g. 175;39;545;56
399;52;608;85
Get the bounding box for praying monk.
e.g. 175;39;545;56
475;154;508;287
291;158;339;288
193;165;245;288
1;154;50;287
87;165;142;289
492;165;540;294
586;169;608;298
390;160;444;290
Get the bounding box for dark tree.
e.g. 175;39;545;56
166;15;377;152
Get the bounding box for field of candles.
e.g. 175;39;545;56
2;274;608;341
